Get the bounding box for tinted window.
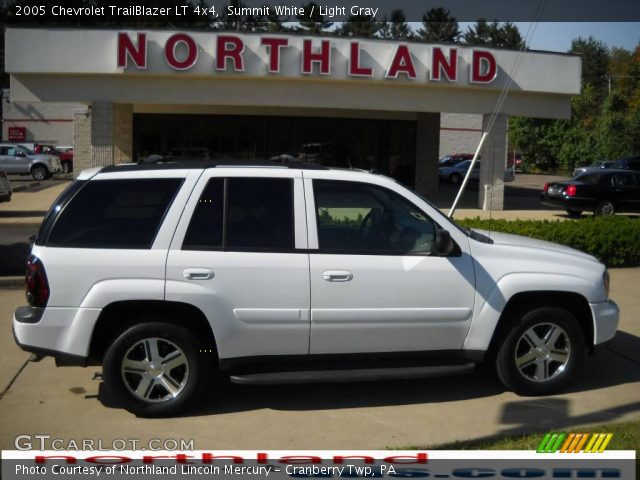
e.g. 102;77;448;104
182;177;294;251
47;179;182;248
314;180;437;255
576;173;602;185
628;160;640;171
183;179;224;250
612;173;639;187
227;178;293;250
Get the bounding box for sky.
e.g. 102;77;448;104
459;22;640;53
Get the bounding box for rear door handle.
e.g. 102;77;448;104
183;268;214;280
322;270;353;282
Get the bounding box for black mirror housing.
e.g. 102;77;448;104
435;229;456;256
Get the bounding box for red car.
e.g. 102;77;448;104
33;144;74;173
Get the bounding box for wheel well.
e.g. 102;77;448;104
488;291;594;354
88;300;216;364
30;163;48;171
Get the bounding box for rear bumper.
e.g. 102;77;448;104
13;305;101;366
540;193;595;211
590;299;619;346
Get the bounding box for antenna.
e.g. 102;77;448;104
447;3;546;227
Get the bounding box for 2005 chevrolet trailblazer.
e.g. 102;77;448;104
13;161;619;416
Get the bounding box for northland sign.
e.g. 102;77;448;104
117;32;499;84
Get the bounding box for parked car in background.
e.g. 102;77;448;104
32;144;74;173
507;153;524;171
439;153;473;167
0;144;62;180
572;160;614;177
0;169;12;202
439;159;481;184
541;169;640;217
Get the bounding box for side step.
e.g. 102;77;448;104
229;363;475;385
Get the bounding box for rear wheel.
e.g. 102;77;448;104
61;161;72;174
594;200;615;216
449;173;462;185
566;209;582;218
496;307;586;396
31;164;49;181
102;322;209;416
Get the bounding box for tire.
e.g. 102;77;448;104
496;307;586;396
566;209;582;218
31;164;49;181
102;322;210;417
61;161;72;174
449;173;462;185
594;200;615;216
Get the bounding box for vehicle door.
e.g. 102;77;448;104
165;168;311;362
1;146;25;174
611;172;640;212
304;174;476;355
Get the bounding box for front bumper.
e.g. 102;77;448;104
590;299;620;346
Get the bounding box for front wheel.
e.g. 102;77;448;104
102;322;209;416
496;307;586;396
31;164;49;181
449;173;462;185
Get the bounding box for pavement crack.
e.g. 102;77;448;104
0;358;30;401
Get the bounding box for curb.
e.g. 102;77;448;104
0;276;24;290
11;182;41;193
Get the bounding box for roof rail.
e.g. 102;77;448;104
99;158;329;173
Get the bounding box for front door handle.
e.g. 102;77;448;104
183;268;214;280
322;270;353;282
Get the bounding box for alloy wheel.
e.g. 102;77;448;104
514;322;571;383
120;337;189;403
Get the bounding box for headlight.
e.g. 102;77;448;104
603;269;610;298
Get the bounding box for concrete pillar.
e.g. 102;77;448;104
414;112;440;198
72;102;133;177
478;113;508;210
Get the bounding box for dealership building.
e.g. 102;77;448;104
4;28;581;209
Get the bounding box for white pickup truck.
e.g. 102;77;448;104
13;160;619;416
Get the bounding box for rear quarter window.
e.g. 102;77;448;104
45;178;183;248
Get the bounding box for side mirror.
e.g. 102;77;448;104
435;229;456;256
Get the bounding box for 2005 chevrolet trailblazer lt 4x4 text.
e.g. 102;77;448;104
13;160;619;416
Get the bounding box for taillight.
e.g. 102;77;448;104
25;255;50;307
543;183;549;193
565;185;577;197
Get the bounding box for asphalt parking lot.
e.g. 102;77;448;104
1;268;639;450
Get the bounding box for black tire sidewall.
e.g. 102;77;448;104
450;173;461;184
102;322;208;417
31;165;48;181
496;307;586;396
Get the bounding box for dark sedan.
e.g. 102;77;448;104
540;169;640;217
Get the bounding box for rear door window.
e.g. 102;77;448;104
46;179;183;248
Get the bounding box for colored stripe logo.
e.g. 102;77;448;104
537;433;613;453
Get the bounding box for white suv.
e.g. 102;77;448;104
13;161;619;416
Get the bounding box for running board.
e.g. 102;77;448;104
229;363;475;385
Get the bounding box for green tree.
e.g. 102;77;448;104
417;7;460;43
295;2;332;34
463;19;524;49
336;14;382;37
595;92;632;159
570;36;609;96
379;9;413;40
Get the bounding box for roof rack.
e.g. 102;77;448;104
99;158;329;173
